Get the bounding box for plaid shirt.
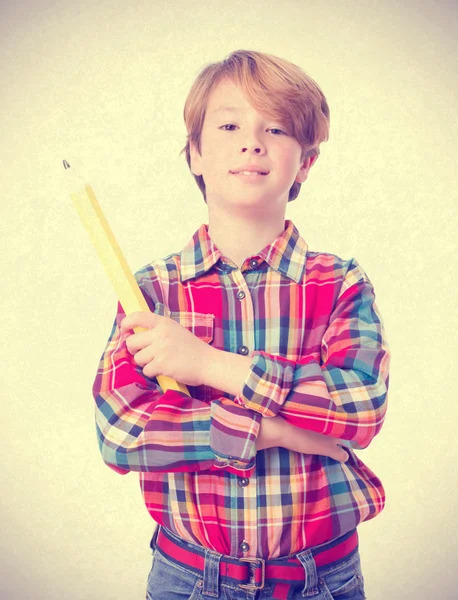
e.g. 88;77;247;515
93;219;390;559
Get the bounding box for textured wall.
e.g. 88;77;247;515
1;0;457;598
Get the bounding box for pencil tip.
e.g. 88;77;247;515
63;159;70;169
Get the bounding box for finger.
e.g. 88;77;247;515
121;311;157;332
316;438;349;463
132;346;156;368
318;436;349;463
142;361;159;380
125;329;155;354
333;446;349;463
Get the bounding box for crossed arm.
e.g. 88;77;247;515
121;315;349;462
93;260;389;476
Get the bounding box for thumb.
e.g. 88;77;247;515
336;446;349;463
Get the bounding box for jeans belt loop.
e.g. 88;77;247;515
203;549;222;597
297;549;319;596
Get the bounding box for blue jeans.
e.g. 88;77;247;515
145;530;366;600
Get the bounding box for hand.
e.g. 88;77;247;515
256;415;349;462
121;311;212;387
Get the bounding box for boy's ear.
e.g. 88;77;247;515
189;141;203;176
295;152;319;184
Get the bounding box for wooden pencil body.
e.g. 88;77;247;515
68;174;189;396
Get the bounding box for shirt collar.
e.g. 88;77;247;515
180;219;308;284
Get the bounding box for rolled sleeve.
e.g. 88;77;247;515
234;352;295;417
232;258;390;450
210;398;261;474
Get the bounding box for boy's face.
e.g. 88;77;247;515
190;78;317;212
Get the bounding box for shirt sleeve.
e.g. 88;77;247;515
233;258;390;450
92;300;261;476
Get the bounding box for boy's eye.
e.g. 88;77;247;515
219;124;287;135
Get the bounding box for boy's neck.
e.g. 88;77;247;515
206;205;287;269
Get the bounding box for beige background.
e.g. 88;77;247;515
1;0;457;598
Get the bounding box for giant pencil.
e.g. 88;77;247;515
64;160;189;396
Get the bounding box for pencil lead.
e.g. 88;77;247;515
63;159;70;169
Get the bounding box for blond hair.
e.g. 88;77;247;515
180;49;330;203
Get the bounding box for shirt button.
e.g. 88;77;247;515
238;345;249;355
237;477;250;487
249;259;258;269
236;290;246;300
240;541;250;553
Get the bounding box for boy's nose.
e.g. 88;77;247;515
242;146;262;153
241;134;267;153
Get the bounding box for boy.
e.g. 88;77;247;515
93;49;390;599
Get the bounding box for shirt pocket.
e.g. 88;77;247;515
153;302;215;344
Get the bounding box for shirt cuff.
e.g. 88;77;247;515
234;350;295;417
210;398;261;472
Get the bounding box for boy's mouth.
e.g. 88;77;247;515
230;170;269;176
